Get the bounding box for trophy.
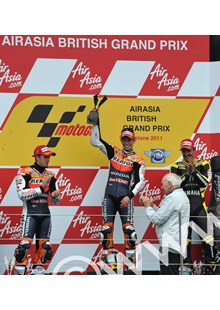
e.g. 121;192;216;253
87;94;107;125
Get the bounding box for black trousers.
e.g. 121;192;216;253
186;207;214;263
160;251;180;275
102;195;134;225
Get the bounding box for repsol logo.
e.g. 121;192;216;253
112;156;133;166
27;104;91;147
29;179;42;184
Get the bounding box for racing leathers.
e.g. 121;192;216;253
90;124;146;264
14;163;60;275
170;159;214;266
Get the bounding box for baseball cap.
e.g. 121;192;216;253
120;129;135;140
32;145;56;157
180;139;195;150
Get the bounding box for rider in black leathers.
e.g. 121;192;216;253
170;139;214;273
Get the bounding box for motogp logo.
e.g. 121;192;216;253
144;148;171;163
27;104;89;147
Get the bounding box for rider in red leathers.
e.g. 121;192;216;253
14;145;60;275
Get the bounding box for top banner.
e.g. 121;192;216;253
0;35;209;96
1;35;220;167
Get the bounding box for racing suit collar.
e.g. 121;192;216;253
32;162;45;174
182;158;197;166
122;149;135;156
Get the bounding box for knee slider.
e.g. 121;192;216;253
100;225;112;248
14;240;31;263
123;225;137;248
41;241;53;264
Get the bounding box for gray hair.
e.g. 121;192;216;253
162;173;181;188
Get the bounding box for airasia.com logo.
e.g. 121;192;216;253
72;210;102;240
149;63;180;92
194;137;218;161
140;179;162;202
56;173;83;203
0;58;22;89
0;211;20;240
71;61;103;91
